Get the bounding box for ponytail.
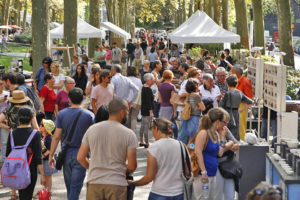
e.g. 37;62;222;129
152;118;173;135
198;114;212;130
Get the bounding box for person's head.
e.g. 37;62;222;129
64;76;76;92
153;60;162;71
226;75;238;88
100;69;111;84
73;55;79;63
36;112;46;126
187;67;201;79
111;64;122;76
76;64;86;77
0;78;4;92
246;182;282;200
122;48;127;54
220;52;226;60
136;43;140;48
127;66;138;77
40;119;55;135
99;45;103;51
195;59;205;70
162;70;173;81
150;47;156;53
16;73;25;86
161;58;168;67
112;42;117;48
224;49;230;56
92;63;101;71
81;54;89;63
199;107;230;131
144;60;150;68
3;72;17;90
172;60;180;70
42;57;52;69
108;98;129;124
205;56;212;64
164;47;170;54
179;63;189;73
151;118;173;140
203;50;209;57
50;63;60;75
144;73;155;87
173;44;178;50
179;56;187;64
8;90;30;106
233;65;243;78
185;78;200;93
18;106;34;125
105;45;110;51
202;73;214;90
95;104;109;123
216;67;227;84
129;39;132;43
44;73;55;87
68;87;84;105
95;45;99;50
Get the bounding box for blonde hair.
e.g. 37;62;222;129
92;63;101;69
51;63;60;75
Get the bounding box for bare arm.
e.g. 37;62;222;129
40;97;45;113
198;101;206;111
91;98;97;115
48;128;62;169
134;152;157;186
77;142;90;169
53;80;64;90
127;148;137;173
0;113;9;129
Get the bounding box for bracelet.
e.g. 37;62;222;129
201;170;207;175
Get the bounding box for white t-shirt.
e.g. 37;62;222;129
148;138;184;196
199;84;221;108
54;74;65;94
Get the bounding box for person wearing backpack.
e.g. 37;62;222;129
4;106;46;200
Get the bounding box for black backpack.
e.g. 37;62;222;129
26;86;41;112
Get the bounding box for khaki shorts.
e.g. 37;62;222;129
86;183;127;200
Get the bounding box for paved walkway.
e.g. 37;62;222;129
0;122;153;200
0;52;29;57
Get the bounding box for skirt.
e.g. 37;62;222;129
43;159;58;175
159;106;173;121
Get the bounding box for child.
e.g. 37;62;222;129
40;119;57;194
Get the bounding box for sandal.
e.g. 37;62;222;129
10;194;19;200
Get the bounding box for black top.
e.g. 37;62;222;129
141;86;154;116
262;106;277;120
42;134;52;160
140;42;148;51
6;127;42;166
226;56;233;65
139;68;151;84
126;43;136;54
73;76;87;94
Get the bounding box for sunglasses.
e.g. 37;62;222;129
221;120;229;124
254;186;282;196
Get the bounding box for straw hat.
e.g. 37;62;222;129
7;90;30;104
42;119;55;135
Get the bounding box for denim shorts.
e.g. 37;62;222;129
43;159;58;175
148;192;184;200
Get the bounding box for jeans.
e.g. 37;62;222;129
148;192;184;200
261;118;277;147
153;101;160;118
213;169;235;200
171;118;178;139
0;128;9;160
63;148;86;200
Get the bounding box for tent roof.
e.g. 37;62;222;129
50;18;105;39
169;10;240;44
100;22;131;40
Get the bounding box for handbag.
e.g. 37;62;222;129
55;109;83;170
179;141;196;200
181;94;191;120
218;150;243;179
132;89;142;110
39;187;51;200
228;93;236;127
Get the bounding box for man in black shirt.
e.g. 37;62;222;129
140;38;148;52
126;39;135;66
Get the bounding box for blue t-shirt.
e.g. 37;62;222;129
35;67;46;91
148;52;158;62
203;134;219;176
56;107;94;150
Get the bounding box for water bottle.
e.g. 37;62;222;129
202;183;209;200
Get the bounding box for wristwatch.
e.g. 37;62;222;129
201;170;207;175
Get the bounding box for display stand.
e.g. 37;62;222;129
50;44;75;69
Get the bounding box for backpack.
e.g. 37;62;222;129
181;95;191;120
1;130;37;190
26;86;41;112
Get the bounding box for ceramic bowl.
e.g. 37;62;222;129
287;140;299;149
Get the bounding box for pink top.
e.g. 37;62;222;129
106;50;112;61
91;84;114;110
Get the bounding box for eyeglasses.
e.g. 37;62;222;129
221;120;229;124
254;186;282;196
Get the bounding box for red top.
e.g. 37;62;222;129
237;75;253;98
39;86;56;112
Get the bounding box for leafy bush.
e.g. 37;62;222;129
200;43;224;55
286;67;300;100
14;29;32;44
190;47;202;58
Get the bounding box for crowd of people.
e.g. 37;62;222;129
0;33;283;200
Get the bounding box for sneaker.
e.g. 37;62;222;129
144;143;149;148
139;143;145;147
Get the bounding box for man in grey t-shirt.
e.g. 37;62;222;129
77;98;138;200
111;42;122;64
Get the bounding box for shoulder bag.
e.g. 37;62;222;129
179;141;196;200
181;94;191;120
55;109;83;170
218;150;243;179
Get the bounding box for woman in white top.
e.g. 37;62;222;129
133;118;184;200
50;63;65;94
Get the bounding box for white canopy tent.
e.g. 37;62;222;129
50;18;105;39
100;21;131;42
169;10;240;44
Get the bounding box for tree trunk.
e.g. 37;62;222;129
182;0;186;22
4;0;11;25
63;0;77;67
212;0;220;24
124;0;128;31
88;0;100;57
252;0;265;54
233;0;249;49
189;0;194;17
222;0;228;29
118;0;124;29
207;0;213;18
32;0;49;74
22;0;27;29
17;0;21;26
276;0;294;66
1;0;7;25
51;8;56;22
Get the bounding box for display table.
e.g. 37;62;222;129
266;153;300;200
237;144;269;200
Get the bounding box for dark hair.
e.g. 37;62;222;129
16;73;25;85
152;118;173;135
18;106;34;125
185;78;199;93
42;57;52;67
226;75;238;87
74;64;87;79
92;68;101;85
44;73;53;83
153;60;161;69
108;98;127;115
150;47;156;53
95;104;109;123
180;63;189;72
68;87;84;104
199;107;229;130
202;50;209;57
224;49;230;54
127;66;137;77
205;56;211;61
112;64;122;73
99;69;110;83
3;72;17;84
195;59;204;70
220;52;226;59
81;54;89;62
36;112;45;126
187;67;200;78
